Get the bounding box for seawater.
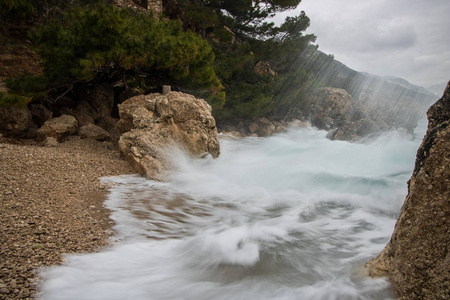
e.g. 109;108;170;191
41;120;428;300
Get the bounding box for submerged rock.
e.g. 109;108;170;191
118;91;220;180
366;81;450;299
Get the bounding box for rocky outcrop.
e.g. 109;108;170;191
218;118;288;137
304;87;389;140
118;91;220;180
366;81;450;299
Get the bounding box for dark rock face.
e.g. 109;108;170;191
0;106;36;138
366;81;450;299
118;91;220;180
29;104;53;127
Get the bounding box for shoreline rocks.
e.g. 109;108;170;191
366;81;450;299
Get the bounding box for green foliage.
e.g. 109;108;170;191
0;92;30;109
30;3;222;93
0;75;48;109
5;75;48;98
0;0;34;20
189;4;317;119
178;0;302;39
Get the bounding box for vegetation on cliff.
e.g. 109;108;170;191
1;0;319;121
171;0;316;118
1;1;224;109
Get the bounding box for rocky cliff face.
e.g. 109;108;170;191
117;91;220;180
366;81;450;299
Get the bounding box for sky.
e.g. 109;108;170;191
274;0;450;89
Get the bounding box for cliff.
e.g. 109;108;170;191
366;81;450;299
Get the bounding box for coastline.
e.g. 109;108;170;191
0;136;135;299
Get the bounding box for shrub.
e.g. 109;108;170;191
0;92;30;109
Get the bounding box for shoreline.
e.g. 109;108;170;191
0;136;135;299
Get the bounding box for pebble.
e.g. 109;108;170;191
0;137;135;299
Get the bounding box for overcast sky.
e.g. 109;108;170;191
275;0;450;89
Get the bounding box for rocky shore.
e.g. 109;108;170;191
0;136;134;299
0;90;220;299
366;81;450;299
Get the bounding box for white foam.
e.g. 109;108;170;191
41;121;426;299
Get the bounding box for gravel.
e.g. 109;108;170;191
0;136;135;299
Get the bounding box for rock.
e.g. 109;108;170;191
116;96;155;133
219;125;237;133
96;116;121;141
248;122;259;134
37;114;78;142
366;80;450;299
44;136;59;147
306;87;391;140
118;92;220;180
78;84;114;121
306;87;354;130
78;123;111;141
74;112;95;127
76;101;98;121
29;104;53;127
0;106;35;138
9;279;17;289
162;85;171;95
0;280;10;294
256;118;276;137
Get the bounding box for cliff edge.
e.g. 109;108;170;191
366;81;450;299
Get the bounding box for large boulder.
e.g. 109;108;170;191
305;87;354;131
118;92;220;180
366;81;450;299
36;114;78;142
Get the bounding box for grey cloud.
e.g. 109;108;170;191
287;0;450;87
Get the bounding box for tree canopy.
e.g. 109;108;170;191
3;0;319;119
170;0;316;118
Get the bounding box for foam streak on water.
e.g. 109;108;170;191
41;121;427;300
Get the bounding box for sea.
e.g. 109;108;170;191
40;118;428;300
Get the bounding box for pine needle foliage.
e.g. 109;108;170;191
0;0;34;20
30;3;223;93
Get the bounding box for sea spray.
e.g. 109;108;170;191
41;120;427;300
